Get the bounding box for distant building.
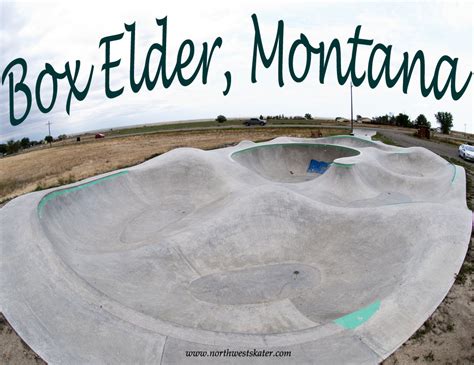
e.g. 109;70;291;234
356;116;373;124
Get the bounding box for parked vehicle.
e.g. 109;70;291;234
244;118;266;126
459;144;474;161
95;133;105;139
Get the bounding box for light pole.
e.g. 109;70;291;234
350;82;354;135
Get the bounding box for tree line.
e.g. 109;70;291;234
216;113;314;122
0;134;68;156
369;112;454;134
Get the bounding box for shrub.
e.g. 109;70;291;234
216;115;227;123
6;140;20;154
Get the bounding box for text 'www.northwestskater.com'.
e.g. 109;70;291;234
185;349;292;358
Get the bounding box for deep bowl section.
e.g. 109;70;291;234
231;143;360;182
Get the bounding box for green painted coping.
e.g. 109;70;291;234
385;153;457;185
334;300;381;329
332;162;355;168
231;142;360;158
450;163;457;184
37;171;129;218
324;135;378;144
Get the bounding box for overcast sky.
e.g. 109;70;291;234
0;0;472;142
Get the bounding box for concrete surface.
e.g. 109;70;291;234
0;135;471;364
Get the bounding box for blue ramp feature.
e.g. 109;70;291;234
307;159;331;174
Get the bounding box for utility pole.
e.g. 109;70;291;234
350;82;354;136
46;121;52;147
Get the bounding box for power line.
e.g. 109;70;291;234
350;82;354;136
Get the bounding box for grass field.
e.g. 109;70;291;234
0;127;348;203
102;118;343;136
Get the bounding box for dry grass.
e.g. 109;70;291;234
0;127;347;203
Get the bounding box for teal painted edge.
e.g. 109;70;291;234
332;162;355;168
324;134;379;145
450;163;457;184
37;170;129;218
334;300;381;329
231;142;360;158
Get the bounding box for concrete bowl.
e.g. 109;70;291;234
0;136;470;364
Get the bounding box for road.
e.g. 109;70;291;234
375;128;466;164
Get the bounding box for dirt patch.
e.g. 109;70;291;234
0;314;45;365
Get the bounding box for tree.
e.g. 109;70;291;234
0;144;7;155
216;115;227;123
304;113;312;120
57;134;67;140
414;114;431;128
395;113;412;128
20;137;30;149
6;140;20;154
45;135;53;144
435;112;453;134
372;115;390;125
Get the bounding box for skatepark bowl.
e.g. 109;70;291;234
231;143;360;182
0;135;471;364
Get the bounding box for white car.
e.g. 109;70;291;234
459;144;474;161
